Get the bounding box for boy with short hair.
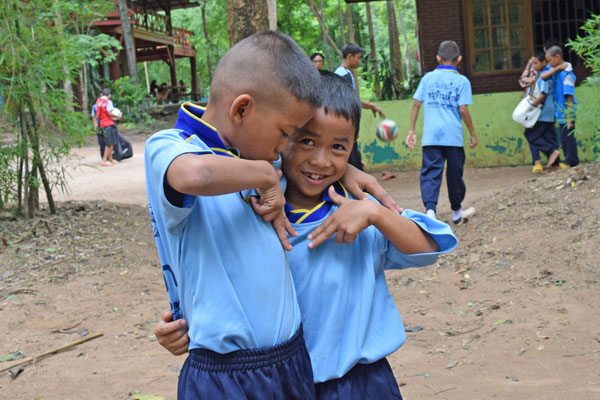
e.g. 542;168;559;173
95;88;121;166
405;40;477;225
146;31;398;400
523;50;562;173
156;71;458;399
544;45;579;167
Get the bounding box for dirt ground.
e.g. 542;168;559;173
1;128;599;400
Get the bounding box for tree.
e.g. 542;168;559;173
386;0;404;86
226;0;269;46
117;0;138;83
365;2;381;98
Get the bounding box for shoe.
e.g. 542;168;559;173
532;164;543;174
454;207;475;225
426;209;436;219
559;162;569;169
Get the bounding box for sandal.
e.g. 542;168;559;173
532;164;543;174
378;171;397;181
100;161;112;167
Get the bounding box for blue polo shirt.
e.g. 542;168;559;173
413;66;473;147
145;103;301;353
531;66;555;123
552;62;577;124
286;183;458;383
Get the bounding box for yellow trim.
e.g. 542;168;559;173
210;147;239;158
180;102;219;132
337;181;349;198
295;201;326;224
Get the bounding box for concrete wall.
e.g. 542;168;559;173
359;86;598;171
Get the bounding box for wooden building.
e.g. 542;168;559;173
415;0;600;93
94;0;200;99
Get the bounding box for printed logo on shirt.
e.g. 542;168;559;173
426;82;460;110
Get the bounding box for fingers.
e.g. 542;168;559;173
361;179;402;212
273;213;293;251
155;315;187;337
328;185;347;205
308;218;337;249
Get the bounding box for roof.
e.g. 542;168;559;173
131;0;200;12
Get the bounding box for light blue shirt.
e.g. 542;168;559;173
552;62;577;124
334;65;356;88
286;187;458;383
145;104;301;353
413;66;473;147
532;66;555;123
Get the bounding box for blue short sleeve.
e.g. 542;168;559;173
538;77;549;95
562;73;576;97
458;77;473;106
413;76;426;102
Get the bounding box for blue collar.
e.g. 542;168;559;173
174;103;239;158
436;65;459;73
285;181;349;224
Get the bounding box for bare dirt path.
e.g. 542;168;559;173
2;135;598;399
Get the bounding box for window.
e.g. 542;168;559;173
465;0;532;73
532;0;600;67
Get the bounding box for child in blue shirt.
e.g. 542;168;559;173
405;40;478;225
522;50;563;174
156;71;457;399
146;31;400;400
543;45;579;167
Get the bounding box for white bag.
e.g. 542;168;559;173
512;80;542;128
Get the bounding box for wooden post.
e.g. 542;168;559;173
190;56;198;101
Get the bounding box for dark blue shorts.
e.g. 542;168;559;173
315;358;403;400
178;326;315;400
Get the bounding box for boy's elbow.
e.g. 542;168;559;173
459;105;469;115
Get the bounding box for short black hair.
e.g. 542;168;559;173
319;70;362;137
102;88;111;96
437;40;461;62
544;38;561;50
310;52;325;61
212;31;322;108
532;50;546;62
342;43;363;58
546;45;563;57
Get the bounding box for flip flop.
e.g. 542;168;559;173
100;161;112;167
378;171;396;181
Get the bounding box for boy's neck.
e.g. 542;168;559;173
285;185;324;210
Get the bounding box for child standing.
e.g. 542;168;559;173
523;50;562;173
405;40;477;225
544;45;579;167
155;71;458;399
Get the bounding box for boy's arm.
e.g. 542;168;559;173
459;105;478;148
308;186;438;252
565;94;575;127
405;100;422;149
540;63;567;80
361;100;385;118
530;92;547;107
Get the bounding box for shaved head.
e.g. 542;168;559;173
210;31;322;109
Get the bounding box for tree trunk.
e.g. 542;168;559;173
226;0;269;46
267;0;277;31
319;0;328;49
117;0;138;83
53;0;74;113
346;1;355;43
201;0;213;82
337;0;346;46
366;2;381;98
386;1;404;86
397;2;411;81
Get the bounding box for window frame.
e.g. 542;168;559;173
464;0;534;75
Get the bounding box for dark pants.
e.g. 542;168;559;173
421;146;466;212
524;121;559;163
348;143;363;171
178;327;315;400
315;358;402;400
559;123;579;166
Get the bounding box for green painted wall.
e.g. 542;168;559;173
359;86;599;171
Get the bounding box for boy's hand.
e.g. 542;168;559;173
341;164;402;212
252;169;286;223
267;208;297;251
469;134;478;148
556;63;567;71
308;186;376;248
155;311;189;356
405;132;417;149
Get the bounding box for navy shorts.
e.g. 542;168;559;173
100;124;118;146
178;326;315;400
315;358;402;400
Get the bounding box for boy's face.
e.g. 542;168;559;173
532;57;546;72
546;53;561;68
282;108;355;207
348;52;362;69
233;96;315;162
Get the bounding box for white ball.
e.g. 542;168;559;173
112;108;122;118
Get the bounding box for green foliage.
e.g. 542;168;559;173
566;14;600;161
110;76;152;124
0;0;118;215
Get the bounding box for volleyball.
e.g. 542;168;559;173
111;108;122;118
375;119;398;142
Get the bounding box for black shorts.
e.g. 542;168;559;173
100;125;118;146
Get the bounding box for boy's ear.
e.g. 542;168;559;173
436;55;442;64
456;55;463;64
229;94;253;125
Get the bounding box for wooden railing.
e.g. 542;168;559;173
133;5;169;35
